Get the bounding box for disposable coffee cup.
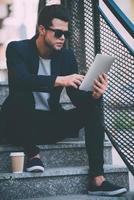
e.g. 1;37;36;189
10;152;25;173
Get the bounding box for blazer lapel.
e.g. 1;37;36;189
51;52;62;76
49;52;63;110
31;52;39;74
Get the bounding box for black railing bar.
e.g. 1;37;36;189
103;0;134;38
98;7;134;55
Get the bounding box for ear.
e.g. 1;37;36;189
38;25;46;36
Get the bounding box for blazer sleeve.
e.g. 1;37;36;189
66;51;103;108
6;42;57;92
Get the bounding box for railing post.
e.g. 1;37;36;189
92;0;101;55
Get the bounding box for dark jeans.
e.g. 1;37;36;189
4;99;105;177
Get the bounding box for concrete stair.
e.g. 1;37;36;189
21;193;134;200
0;141;112;173
0;165;129;200
0;140;130;200
0;87;131;199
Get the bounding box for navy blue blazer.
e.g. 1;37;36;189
2;35;98;112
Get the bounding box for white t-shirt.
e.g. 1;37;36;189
33;57;51;111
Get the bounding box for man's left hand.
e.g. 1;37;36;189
92;73;108;99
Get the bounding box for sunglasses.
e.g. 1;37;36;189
47;28;70;39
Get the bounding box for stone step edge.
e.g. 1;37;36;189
0;165;128;180
19;192;134;200
0;141;112;152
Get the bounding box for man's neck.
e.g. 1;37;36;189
36;37;54;59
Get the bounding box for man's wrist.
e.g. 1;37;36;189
54;76;64;87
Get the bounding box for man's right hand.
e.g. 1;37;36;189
55;74;85;89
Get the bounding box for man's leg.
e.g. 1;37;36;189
4;102;45;171
55;98;105;178
75;98;127;196
35;99;105;177
2;98;40;159
3;95;104;176
68;98;105;179
84;98;105;178
7;98;126;195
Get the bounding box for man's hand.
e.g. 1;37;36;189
92;73;108;99
55;74;84;89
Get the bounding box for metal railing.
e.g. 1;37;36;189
63;0;134;175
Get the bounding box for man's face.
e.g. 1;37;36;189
42;18;69;51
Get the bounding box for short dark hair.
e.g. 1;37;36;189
37;5;70;28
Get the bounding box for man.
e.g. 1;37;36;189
1;5;127;196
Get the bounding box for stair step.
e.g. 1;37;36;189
0;165;128;200
21;193;134;200
0;141;112;173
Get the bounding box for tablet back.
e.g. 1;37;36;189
79;54;115;91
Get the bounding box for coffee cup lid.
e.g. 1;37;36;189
10;152;25;156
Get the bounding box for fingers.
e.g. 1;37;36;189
92;73;108;99
93;84;104;94
102;73;108;81
95;74;108;88
70;82;78;89
98;73;108;84
71;74;84;88
55;74;85;88
61;74;85;88
73;79;83;86
73;74;85;82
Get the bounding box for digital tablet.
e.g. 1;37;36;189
79;54;115;91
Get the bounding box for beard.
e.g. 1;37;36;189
45;39;64;52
